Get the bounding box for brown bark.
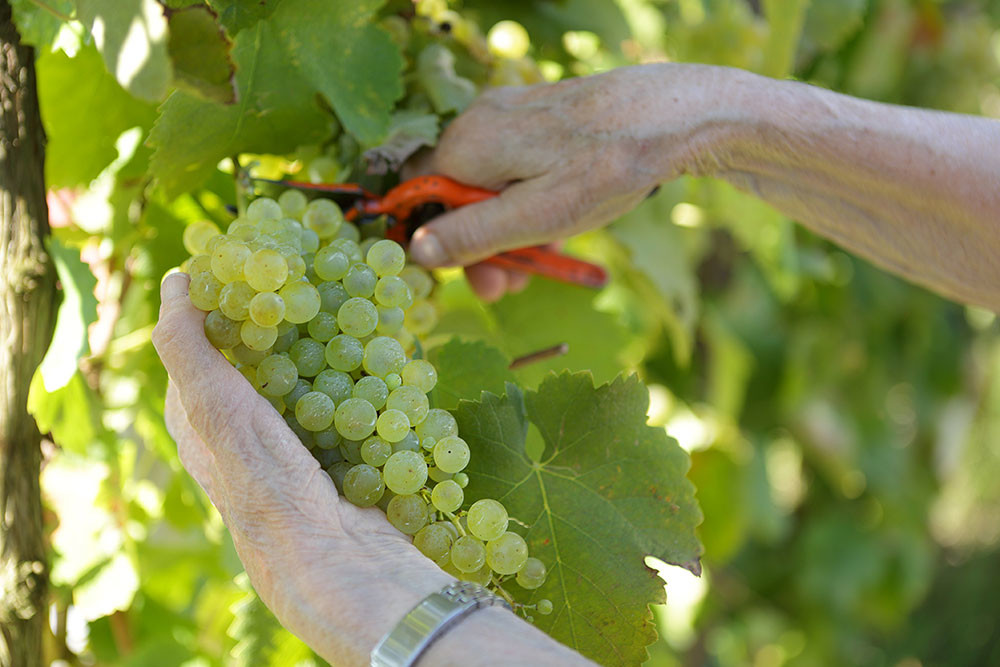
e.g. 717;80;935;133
0;0;57;664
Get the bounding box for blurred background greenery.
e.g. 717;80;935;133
16;0;1000;665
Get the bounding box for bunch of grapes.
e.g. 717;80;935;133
180;188;551;614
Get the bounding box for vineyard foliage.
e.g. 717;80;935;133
14;0;1000;665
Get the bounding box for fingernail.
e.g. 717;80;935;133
410;231;448;267
161;270;190;301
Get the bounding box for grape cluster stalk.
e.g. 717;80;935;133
180;188;551;616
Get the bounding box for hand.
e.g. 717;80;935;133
152;273;454;666
409;63;735;299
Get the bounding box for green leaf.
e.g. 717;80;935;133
149;0;403;196
229;573;282;666
166;4;237;103
428;338;515;410
416;43;477;114
456;372;703;665
76;0;173;102
491;278;631;388
28;371;103;453
362;109;439;174
38;238;98;391
803;0;868;52
207;0;283;35
11;0;73;49
761;0;809;78
37;44;157;188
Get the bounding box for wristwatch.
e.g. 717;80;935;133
370;581;512;667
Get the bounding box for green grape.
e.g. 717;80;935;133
343;263;378;298
376;489;397;513
340;438;364;465
285;414;315;448
413;524;453;562
247;197;282;222
467;499;508;542
300;228;320;254
244;248;289;293
265;393;286;415
327;461;353;494
306;311;338;342
285;253;307;281
361;436;392;466
204;233;226;254
399;265;434;300
279;281;321;324
362;336;406;378
334;221;361;243
306;155;339;183
385;372;402;391
427;463;450;480
342;464;385;507
288;337;325;377
487;20;530;59
240;320;278;351
366;239;406;276
401;359;437;393
352;375;388;410
302;199;343;239
337;297;378;337
248;291;285;327
211;239;250;284
404;299;438;335
314;446;343;468
433;436;470;473
218;280;255;320
376;409;411;443
314;247;350;281
386;494;429;535
415;408;458;442
236;365;259;390
386;385;429;426
431;480;463;513
257;354;298;397
204;309;242;349
359;237;380;261
183;220;221;255
272;320;299;353
453;472;469;488
536;599;553;615
278;189;308;218
231;343;269;365
458;563;493;586
393;327;416;354
485;531;528;575
186;253;213;275
333;397;378;441
516;557;547;590
382;450;427;495
285;378;312;410
325;334;364;372
450;536;486;573
373;276;412;308
330;238;363;264
393;431;421;453
189;271;224;311
314;425;342;451
375;305;405;335
317;281;350;313
313;369;354;403
295;391;336;431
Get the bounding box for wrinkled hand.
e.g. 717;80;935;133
153;273;453;666
409;63;728;300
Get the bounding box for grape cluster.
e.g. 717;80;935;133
181;189;550;614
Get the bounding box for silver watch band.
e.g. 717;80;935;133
370;581;511;667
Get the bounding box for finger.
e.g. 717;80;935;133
165;380;222;507
463;263;508;303
409;175;581;268
506;270;531;294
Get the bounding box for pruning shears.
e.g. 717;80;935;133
250;174;609;289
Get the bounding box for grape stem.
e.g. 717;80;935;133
490;581;516;608
444;511;466;537
509;343;569;370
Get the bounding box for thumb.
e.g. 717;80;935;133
409;177;577;268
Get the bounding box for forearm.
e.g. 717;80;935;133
682;67;1000;310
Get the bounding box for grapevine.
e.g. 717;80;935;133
181;186;554;618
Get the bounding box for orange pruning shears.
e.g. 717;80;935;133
252;175;609;289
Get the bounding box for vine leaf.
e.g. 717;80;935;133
166;4;237;104
416;44;477;114
38;239;98;392
362;110;439;174
206;0;284;36
429;338;514;410
148;0;402;196
455;372;703;666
